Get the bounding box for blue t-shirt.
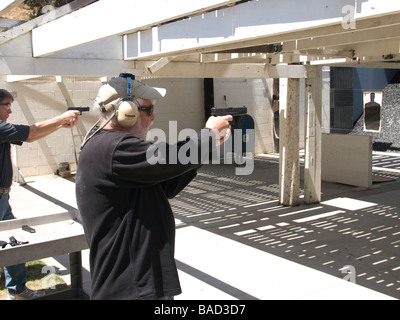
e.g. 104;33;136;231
0;121;30;188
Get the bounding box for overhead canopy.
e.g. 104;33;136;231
0;0;400;80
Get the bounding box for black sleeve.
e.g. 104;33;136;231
0;121;30;144
160;169;198;199
112;130;215;187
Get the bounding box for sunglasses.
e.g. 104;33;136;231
137;104;154;116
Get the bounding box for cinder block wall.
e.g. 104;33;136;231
3;78;102;177
2;76;280;178
146;78;205;144
2;77;206;177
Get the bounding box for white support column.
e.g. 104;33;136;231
279;78;300;207
304;67;322;204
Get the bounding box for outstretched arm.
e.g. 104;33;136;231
27;110;80;142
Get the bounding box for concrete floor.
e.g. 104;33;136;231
7;152;400;300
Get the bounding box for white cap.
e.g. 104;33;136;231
95;77;166;111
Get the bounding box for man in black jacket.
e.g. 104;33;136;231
76;76;231;300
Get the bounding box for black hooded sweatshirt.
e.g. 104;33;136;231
76;128;215;300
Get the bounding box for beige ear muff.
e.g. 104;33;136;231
116;100;139;127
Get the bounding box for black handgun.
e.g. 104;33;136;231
211;106;247;117
68;107;90;115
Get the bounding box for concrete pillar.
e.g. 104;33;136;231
279;78;300;207
304;66;322;204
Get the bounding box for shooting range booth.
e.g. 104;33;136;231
1;0;400;299
1;1;399;208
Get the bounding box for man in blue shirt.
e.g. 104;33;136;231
0;89;80;300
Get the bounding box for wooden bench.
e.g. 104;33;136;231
0;211;89;299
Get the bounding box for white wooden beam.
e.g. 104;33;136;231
270;54;309;65
279;78;300;207
332;61;400;69
0;0;24;16
0;49;318;78
304;67;322;204
193;10;400;62
124;0;400;61
309;58;353;65
290;24;400;52
0;32;130;77
0;0;97;45
0;56;138;77
0;25;316;79
201;53;269;64
351;38;400;59
147;57;176;74
6;75;43;82
32;0;244;57
136;62;316;79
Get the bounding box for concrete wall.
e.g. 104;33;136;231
322;133;372;188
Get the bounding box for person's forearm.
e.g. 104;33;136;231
25;110;79;142
27;117;64;142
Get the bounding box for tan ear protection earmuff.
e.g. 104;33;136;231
115;74;139;128
81;73;139;149
116;98;139;127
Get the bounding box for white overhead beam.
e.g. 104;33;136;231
124;0;400;61
351;38;400;59
0;52;318;78
208;10;400;60
0;32;127;76
6;75;43;83
0;56;139;77
0;0;97;45
0;0;24;16
201;53;269;64
309;58;353;65
32;0;244;57
287;24;400;52
147;57;176;74
136;61;316;79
